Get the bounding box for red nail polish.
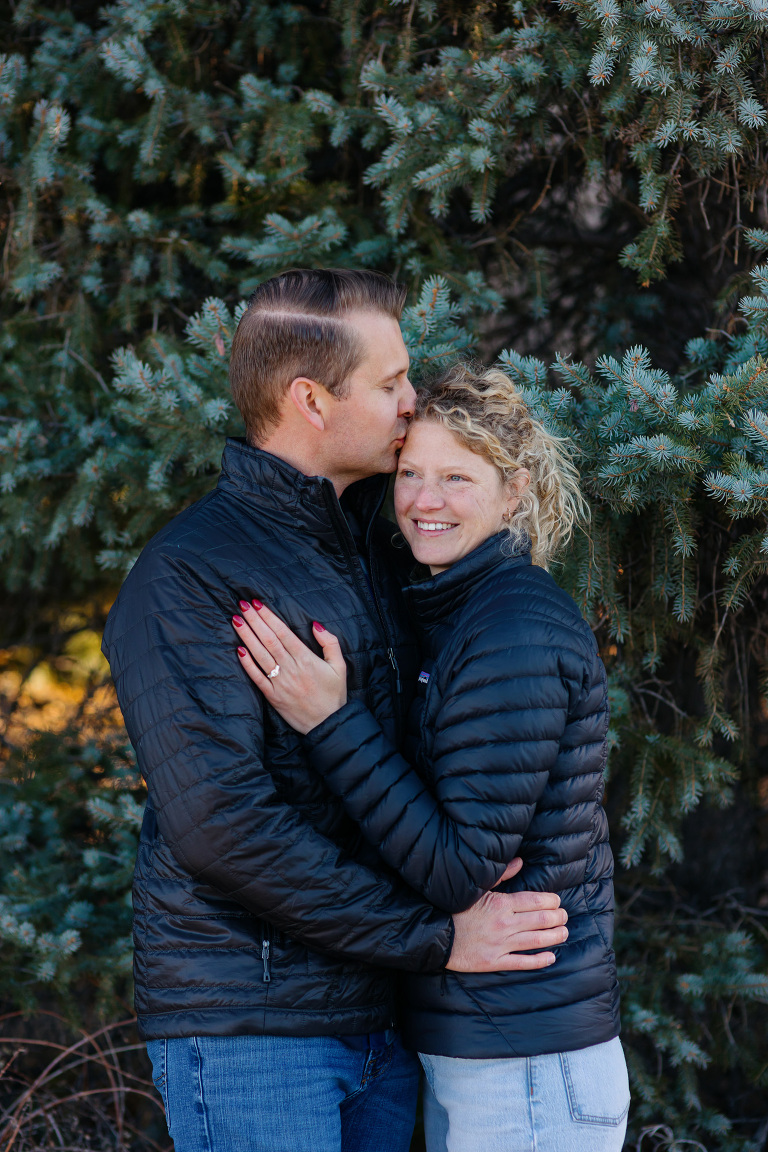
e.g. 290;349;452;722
237;646;247;657
239;600;251;612
252;599;263;610
313;621;325;632
232;615;244;626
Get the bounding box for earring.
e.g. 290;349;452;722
502;509;512;523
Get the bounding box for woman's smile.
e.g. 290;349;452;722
413;519;458;534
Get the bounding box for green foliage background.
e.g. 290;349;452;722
2;1;768;1148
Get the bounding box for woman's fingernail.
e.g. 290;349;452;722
232;615;244;627
237;646;247;657
545;954;556;965
239;600;251;612
313;621;325;632
252;599;263;610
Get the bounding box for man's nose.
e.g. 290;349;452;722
399;378;417;419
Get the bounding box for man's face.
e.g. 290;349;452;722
325;311;415;486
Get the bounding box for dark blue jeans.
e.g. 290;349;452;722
147;1032;419;1152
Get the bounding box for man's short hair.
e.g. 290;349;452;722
229;268;407;444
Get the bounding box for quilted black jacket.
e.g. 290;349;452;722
304;533;620;1057
101;439;453;1041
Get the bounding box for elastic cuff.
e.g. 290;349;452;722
442;916;456;969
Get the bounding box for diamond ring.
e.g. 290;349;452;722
267;664;280;679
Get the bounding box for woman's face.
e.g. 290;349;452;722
395;420;523;574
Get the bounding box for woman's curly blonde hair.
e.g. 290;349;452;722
413;362;588;568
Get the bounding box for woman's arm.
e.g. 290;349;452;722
231;599;570;965
233;600;592;915
302;641;575;914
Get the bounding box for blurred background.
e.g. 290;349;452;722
2;1;768;1148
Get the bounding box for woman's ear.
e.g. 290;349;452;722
504;468;531;513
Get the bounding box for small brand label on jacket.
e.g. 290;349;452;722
417;670;431;685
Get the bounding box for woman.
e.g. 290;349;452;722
232;363;629;1152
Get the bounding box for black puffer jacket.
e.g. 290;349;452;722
304;533;620;1058
102;439;452;1042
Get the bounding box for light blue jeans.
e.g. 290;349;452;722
420;1036;630;1152
147;1032;419;1152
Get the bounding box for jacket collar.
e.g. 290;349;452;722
216;438;388;547
406;531;532;624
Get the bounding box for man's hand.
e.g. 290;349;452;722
446;859;568;972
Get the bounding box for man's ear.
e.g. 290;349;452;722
287;376;334;432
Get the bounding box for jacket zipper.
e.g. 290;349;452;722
387;647;401;694
322;483;402;717
261;926;271;983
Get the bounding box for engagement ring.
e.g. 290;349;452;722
268;664;280;679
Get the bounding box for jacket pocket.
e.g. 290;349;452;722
560;1038;629;1126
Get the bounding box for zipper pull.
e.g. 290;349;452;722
261;939;271;983
387;648;401;694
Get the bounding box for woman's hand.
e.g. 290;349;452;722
232;599;347;734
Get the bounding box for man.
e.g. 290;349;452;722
102;269;568;1152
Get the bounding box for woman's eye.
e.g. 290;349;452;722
399;469;415;478
448;475;468;482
